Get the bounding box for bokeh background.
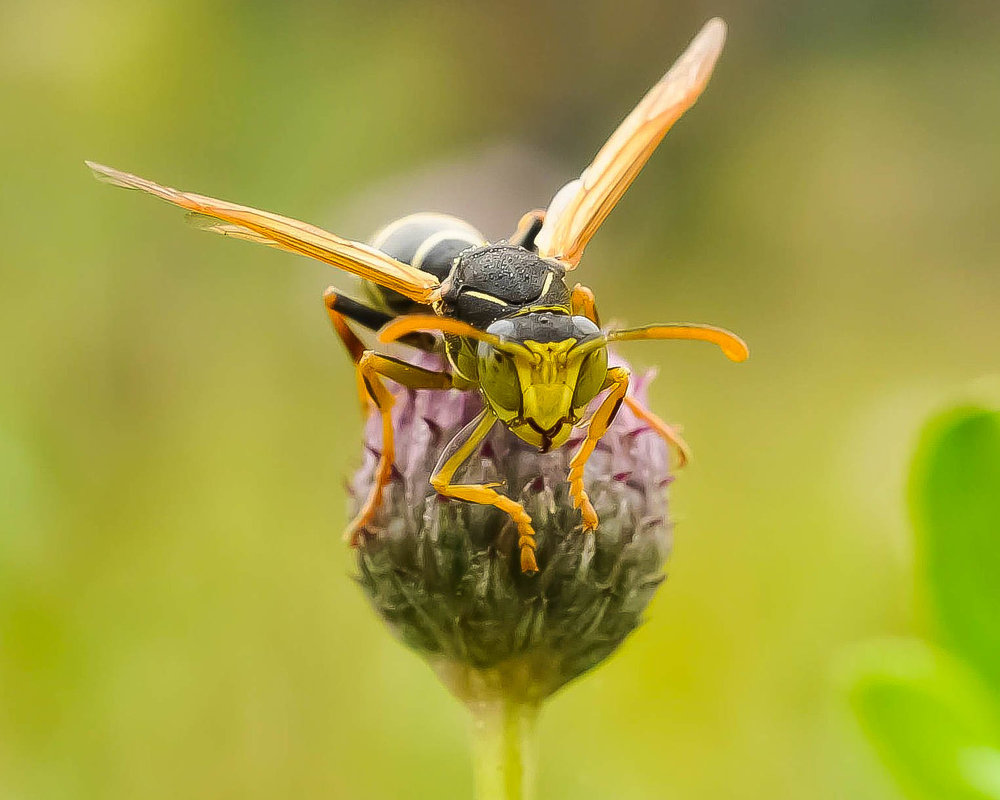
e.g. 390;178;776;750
2;0;998;797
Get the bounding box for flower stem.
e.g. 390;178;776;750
469;698;538;800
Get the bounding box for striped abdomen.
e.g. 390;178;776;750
366;212;485;314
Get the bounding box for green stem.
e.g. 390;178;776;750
469;698;538;800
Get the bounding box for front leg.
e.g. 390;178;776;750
430;410;540;574
346;352;454;545
568;367;630;531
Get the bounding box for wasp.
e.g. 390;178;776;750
87;18;747;574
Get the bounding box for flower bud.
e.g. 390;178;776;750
352;354;672;703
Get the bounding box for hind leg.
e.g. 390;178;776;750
323;287;393;364
323;288;388;412
323;287;442;413
624;396;691;468
324;287;437;357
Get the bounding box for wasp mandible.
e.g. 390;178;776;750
87;17;747;574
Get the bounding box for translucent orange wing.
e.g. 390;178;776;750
534;18;727;268
86;161;440;303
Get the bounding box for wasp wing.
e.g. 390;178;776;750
86;161;440;303
534;18;727;268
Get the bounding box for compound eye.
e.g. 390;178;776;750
572;347;608;408
478;345;521;412
571;315;601;338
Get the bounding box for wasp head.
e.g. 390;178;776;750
477;313;607;452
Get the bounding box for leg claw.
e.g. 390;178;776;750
343;520;371;547
520;546;539;574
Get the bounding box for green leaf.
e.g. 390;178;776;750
845;639;1000;800
910;405;1000;689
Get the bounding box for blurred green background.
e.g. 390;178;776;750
1;0;998;797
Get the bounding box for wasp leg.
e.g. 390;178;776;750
324;287;442;413
324;287;383;413
568;367;630;532
508;209;546;251
346;352;454;545
569;284;689;466
623;396;691;468
324;287;437;356
324;287;375;364
430;409;540;574
570;283;601;326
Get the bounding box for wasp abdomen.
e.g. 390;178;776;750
368;213;485;314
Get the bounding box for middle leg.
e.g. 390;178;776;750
346;352;454;545
568;285;691;467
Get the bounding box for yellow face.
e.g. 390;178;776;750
476;319;608;452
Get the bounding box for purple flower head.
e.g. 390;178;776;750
352;351;672;702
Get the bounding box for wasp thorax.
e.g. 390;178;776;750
439;244;571;330
477;313;607;452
